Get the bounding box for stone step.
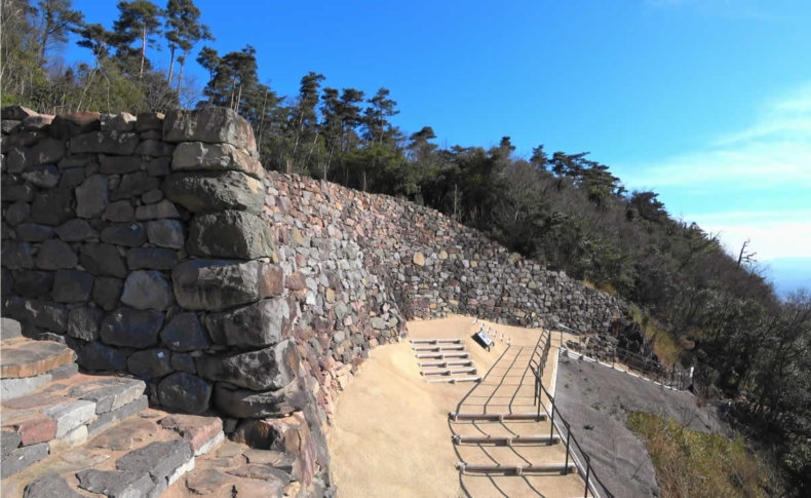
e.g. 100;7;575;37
414;352;470;360
164;439;301;497
425;376;482;384
449;412;548;422
1;337;79;401
452;434;561;446
1;373;148;479
457;461;577;475
409;338;463;345
418;360;473;368
412;345;466;352
421;367;478;376
2;409;225;497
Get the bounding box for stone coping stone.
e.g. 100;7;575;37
0;338;76;379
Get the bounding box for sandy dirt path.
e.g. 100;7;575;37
327;315;585;498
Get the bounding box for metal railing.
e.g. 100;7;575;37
529;331;615;498
563;336;693;391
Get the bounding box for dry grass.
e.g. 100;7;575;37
627;412;767;498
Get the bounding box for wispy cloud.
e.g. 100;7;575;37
629;82;811;189
688;209;811;260
623;81;811;261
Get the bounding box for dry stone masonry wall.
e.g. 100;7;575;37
2;105;626;494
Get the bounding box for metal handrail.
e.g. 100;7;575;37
530;331;615;498
563;340;693;391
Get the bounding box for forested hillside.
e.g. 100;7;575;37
2;1;809;494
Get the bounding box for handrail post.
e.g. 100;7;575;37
549;394;555;439
563;420;571;474
583;453;591;498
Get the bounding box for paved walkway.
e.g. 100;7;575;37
449;335;589;498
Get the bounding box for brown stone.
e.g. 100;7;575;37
413;252;426;266
258;263;284;297
4;413;58;446
159;414;223;454
184;468;232;495
0;340;75;379
87;417;158;451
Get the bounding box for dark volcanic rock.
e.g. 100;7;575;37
78;341;127;371
35;239;77;270
213;382;302;419
125;247;178;270
146;219;185;249
187;210;276;259
172;259;280;311
196;339;298;391
11;270;53;297
30;189;73;226
67;306;104;341
80;243;127;278
158;372;212;414
99;307;164;348
100;222;146;247
51;270;94;303
162;171;264;214
120;270;173;311
205;297;292;348
160;313;209;352
92;277;124;311
127;349;173;378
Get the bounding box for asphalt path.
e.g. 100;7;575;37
554;352;727;498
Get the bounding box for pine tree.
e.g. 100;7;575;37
113;0;163;78
164;0;212;96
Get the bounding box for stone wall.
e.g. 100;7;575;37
267;171;626;333
2;105;626;495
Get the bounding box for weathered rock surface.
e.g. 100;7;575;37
163;170;265;214
196;339;298;391
187;210;276;259
205;297;291;348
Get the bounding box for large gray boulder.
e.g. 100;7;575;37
170;142;263;179
213;381;303;418
162;171;264;214
172;259;284;311
205;297;292;348
120;270;173;311
99;307;164;348
196;339;298;391
187;210;275;259
163;107;256;151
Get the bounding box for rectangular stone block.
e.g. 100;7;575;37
0;442;49;478
87;395;148;437
0;373;51;400
41;400;96;438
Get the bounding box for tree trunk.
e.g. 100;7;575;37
167;46;175;84
139;26;146;78
176;51;187;97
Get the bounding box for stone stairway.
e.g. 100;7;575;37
411;338;482;383
449;345;589;497
0;318;301;497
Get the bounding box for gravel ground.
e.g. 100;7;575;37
554;351;727;498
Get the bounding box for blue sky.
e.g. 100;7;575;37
67;0;810;291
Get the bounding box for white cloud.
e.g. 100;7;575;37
622;82;811;261
688;210;811;260
629;83;811;189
